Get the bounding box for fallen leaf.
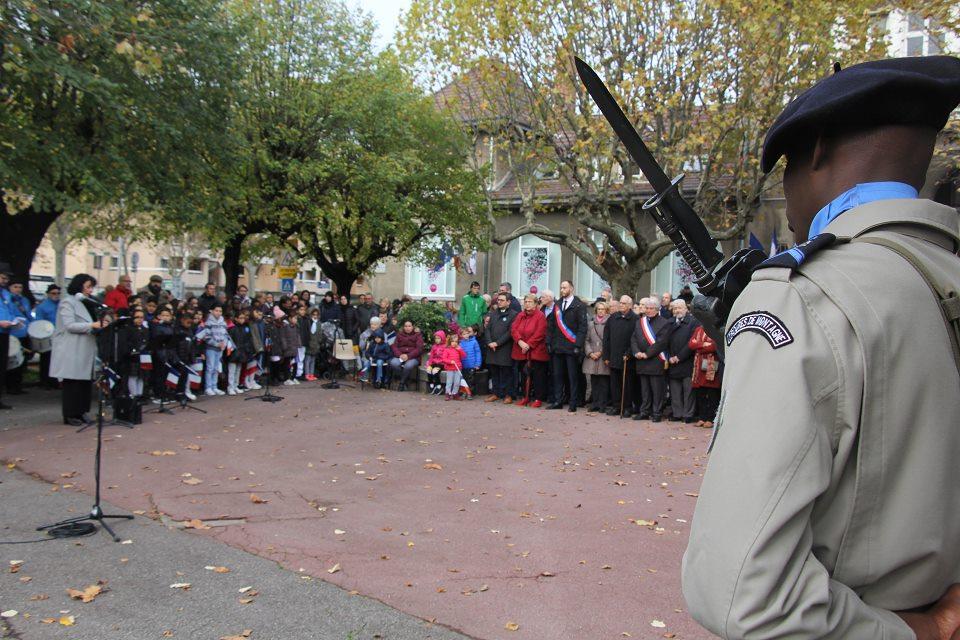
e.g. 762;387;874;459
169;583;191;590
29;594;48;601
249;494;268;504
422;463;443;470
60;471;77;478
184;444;201;451
40;618;56;624
614;480;628;486
1;610;17;618
334;529;346;535
59;615;76;626
327;563;341;574
505;622;520;631
238;586;254;594
219;631;252;640
239;598;255;605
182;477;203;485
632;519;658;527
150;450;177;456
204;566;230;573
184;519;210;530
479;584;489;592
67;583;103;603
684;492;699;497
539;571;555;577
650;620;666;628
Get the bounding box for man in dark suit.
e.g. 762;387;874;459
602;294;637;417
666;299;699;423
631;297;675;422
546;280;588;412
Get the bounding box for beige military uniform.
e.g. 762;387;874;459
682;199;960;639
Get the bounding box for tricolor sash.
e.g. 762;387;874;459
640;316;667;362
554;304;577;343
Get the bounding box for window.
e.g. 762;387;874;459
651;250;699;298
901;12;941;57
405;260;456;299
187;258;203;273
109;255;119;270
92;254;103;270
502;235;561;296
160;257;170;270
906;35;924;56
374;261;387;274
575;256;609;301
299;268;317;281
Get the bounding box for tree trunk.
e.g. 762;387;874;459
330;271;357;299
611;264;645;301
222;234;246;297
0;206;61;285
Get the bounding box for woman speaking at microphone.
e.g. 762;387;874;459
51;274;111;426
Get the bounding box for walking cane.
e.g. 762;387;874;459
620;354;628;418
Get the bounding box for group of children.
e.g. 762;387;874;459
360;324;482;400
117;298;347;405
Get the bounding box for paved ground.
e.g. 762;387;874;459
0;384;715;639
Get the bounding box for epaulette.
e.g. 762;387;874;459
753;233;838;272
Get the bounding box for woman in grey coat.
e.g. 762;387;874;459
582;301;611;413
51;274;110;426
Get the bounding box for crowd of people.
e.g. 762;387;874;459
0;264;722;427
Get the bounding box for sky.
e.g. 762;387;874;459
354;0;413;49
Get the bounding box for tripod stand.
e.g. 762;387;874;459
39;374;133;542
170;361;207;414
246;358;283;403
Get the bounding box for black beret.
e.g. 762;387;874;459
762;55;960;173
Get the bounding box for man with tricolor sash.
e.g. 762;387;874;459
629;297;674;422
546;280;588;413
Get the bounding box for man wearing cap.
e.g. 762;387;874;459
138;274;171;306
683;56;960;639
33;284;61;388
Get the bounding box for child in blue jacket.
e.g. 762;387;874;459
364;329;393;388
459;325;482;399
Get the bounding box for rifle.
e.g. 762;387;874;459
574;57;767;357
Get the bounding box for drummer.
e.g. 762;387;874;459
33;284;61;389
0;264;25;410
4;279;32;396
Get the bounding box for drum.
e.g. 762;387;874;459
28;319;54;353
7;336;23;370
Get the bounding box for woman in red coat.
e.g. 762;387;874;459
511;294;549;407
688;325;723;427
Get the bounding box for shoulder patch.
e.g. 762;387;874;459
754;233;837;272
725;311;794;349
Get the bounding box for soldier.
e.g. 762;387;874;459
683;56;960;638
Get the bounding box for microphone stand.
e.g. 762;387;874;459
246;356;283;403
38;371;134;541
172;360;206;414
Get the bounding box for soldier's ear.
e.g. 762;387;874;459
810;130;830;172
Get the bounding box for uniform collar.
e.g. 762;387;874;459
808;182;917;239
823;198;960;251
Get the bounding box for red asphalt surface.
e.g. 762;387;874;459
0;386;715;640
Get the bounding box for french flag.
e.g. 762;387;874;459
140;353;153;371
164;364;180;390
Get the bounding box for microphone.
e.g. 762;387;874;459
76;292;110;310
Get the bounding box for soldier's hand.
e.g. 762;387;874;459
896;583;960;640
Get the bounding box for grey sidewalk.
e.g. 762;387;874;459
0;469;471;640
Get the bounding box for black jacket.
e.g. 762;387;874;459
666;314;699;379
630;315;674;375
484;307;517;367
174;324;199;364
546;296;588;355
149;321;176;365
319;300;341;324
339;304;357;340
228;323;255;364
198;293;218;315
602;310;638;366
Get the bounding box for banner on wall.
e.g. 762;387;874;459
521;247;549;294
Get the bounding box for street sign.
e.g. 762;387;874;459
280;278;294;293
277;266;298;279
131;251;139;272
